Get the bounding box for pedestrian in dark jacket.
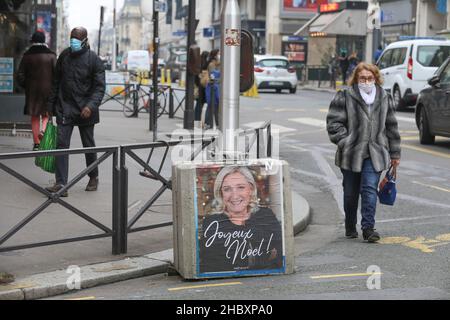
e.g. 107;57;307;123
17;31;56;150
327;63;401;243
45;27;105;196
194;50;210;127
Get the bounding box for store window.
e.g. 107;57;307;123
0;0;34;94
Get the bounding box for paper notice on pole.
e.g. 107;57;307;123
225;29;241;47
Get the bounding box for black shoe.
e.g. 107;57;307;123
45;184;68;197
346;230;359;239
363;228;381;243
33;144;40;151
86;177;98;192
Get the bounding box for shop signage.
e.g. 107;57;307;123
0;58;13;75
0;75;13;93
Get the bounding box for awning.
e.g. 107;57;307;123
294;14;320;36
306;9;367;36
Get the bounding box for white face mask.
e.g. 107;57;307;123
358;82;375;94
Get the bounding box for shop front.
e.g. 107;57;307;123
0;0;56;128
295;1;368;67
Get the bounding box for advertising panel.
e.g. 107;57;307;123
195;162;286;278
282;41;307;63
36;10;52;48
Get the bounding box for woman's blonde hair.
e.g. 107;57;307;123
347;62;384;86
212;166;259;214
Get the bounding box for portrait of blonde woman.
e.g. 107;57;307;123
199;166;284;274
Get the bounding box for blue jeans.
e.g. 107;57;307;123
341;158;382;231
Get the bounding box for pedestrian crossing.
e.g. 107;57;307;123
174;115;417;133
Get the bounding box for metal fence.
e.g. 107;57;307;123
0;123;273;256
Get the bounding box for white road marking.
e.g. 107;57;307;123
289;117;327;128
377;214;450;224
395;116;416;124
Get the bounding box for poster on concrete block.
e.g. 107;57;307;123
195;160;286;278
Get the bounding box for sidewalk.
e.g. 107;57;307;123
0;100;311;300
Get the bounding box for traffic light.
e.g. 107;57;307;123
240;29;255;93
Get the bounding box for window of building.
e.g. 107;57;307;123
0;0;34;94
255;0;266;17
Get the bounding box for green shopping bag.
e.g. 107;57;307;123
35;121;57;174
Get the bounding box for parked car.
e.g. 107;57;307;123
254;55;298;94
165;50;187;82
415;56;450;145
376;38;450;110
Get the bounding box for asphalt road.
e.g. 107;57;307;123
47;88;450;300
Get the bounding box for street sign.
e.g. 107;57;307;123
203;27;215;38
173;30;187;37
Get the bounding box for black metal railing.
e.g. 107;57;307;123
0;122;272;255
0;146;121;254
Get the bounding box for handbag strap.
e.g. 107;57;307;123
389;165;397;180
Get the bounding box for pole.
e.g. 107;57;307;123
98;6;104;56
112;0;117;72
183;0;196;130
220;0;241;155
150;0;159;141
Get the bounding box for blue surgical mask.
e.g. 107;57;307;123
70;38;84;52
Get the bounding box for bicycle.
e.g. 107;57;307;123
122;73;168;118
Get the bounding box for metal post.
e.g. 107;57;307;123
112;149;120;255
98;6;105;56
169;87;175;118
220;0;241;155
150;0;159;141
183;0;197;130
112;0;117;72
209;79;215;128
119;147;128;254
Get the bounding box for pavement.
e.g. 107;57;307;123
0;96;311;300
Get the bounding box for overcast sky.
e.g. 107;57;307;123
67;0;125;35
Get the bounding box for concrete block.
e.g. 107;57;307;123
173;159;295;280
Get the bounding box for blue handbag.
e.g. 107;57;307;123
378;166;397;206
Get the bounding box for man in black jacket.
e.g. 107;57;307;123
46;27;105;196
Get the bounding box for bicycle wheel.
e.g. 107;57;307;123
123;89;138;117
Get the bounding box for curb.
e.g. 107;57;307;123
0;192;311;300
299;85;342;94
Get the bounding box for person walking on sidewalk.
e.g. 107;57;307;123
17;31;56;151
326;63;401;243
45;27;105;197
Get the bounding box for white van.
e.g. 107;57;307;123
376;39;450;110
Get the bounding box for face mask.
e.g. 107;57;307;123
70;38;84;52
358;82;375;94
